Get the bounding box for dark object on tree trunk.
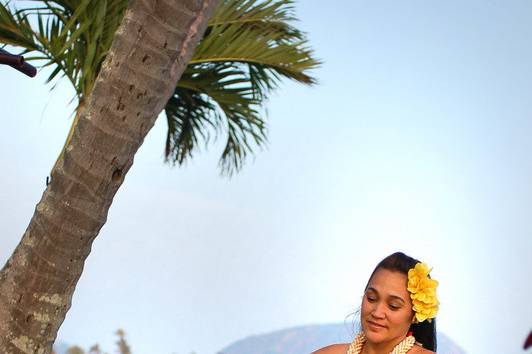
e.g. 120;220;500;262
525;330;532;350
0;48;37;77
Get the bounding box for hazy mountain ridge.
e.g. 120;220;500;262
54;323;467;354
219;323;467;354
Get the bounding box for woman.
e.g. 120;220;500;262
313;252;438;354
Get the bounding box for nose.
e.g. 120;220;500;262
371;301;386;319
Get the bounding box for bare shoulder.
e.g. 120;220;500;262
311;343;350;354
409;344;435;354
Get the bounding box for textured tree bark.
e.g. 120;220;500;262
0;0;219;353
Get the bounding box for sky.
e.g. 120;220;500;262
1;1;532;354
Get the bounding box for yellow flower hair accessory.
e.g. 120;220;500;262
407;262;439;323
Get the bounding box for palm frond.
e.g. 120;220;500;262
194;0;320;90
166;63;266;175
164;0;319;174
208;0;302;40
0;0;129;99
0;2;41;53
164;87;220;166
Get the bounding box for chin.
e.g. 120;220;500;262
362;324;388;344
364;331;387;344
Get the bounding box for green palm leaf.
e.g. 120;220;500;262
166;62;266;174
166;0;320;174
0;2;40;52
0;0;127;99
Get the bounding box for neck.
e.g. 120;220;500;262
363;335;407;354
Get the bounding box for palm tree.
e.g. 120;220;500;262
1;0;319;174
0;0;319;353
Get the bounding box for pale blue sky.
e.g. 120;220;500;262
1;1;531;353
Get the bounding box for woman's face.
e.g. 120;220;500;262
361;268;414;345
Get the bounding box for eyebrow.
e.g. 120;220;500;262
366;287;406;303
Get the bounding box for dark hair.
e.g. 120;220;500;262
365;252;437;351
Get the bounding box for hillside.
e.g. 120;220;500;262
219;323;467;354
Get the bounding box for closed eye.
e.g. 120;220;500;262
365;293;377;302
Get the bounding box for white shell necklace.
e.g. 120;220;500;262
347;332;416;354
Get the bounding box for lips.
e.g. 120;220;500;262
366;320;387;331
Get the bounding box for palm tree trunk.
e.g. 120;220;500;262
0;0;219;353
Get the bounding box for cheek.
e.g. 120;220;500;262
360;298;371;317
390;308;414;326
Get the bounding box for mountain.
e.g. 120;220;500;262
54;323;467;354
219;323;467;354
